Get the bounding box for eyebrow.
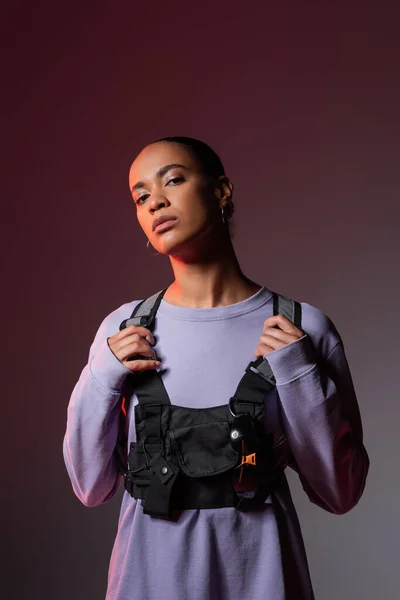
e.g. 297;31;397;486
131;163;190;193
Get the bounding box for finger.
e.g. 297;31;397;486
257;335;287;353
117;326;155;345
254;343;275;358
116;332;148;349
123;359;161;372
127;342;157;361
263;315;303;337
260;328;298;345
116;325;154;341
117;341;157;362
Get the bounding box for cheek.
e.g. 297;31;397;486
136;211;150;234
186;191;215;221
185;204;213;231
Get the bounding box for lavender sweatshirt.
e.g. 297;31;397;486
63;286;369;600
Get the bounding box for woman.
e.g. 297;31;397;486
63;136;369;600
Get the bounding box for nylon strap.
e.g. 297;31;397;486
118;289;171;445
120;289;302;426
230;292;302;406
119;289;167;332
277;293;302;327
132;371;170;406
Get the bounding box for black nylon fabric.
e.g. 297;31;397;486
125;403;279;517
120;290;301;520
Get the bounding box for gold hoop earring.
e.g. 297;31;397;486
221;206;225;225
146;240;160;256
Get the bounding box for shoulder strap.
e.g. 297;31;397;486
118;290;302;447
273;292;302;329
119;287;171;408
231;292;302;405
121;289;301;330
119;289;167;332
116;290;170;471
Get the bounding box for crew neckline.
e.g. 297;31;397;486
157;286;273;321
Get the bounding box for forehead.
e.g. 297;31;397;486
129;142;199;185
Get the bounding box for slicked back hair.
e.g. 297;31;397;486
151;136;225;182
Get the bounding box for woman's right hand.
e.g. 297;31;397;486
107;325;161;372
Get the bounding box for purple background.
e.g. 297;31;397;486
2;1;399;598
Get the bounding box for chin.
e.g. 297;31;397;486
157;223;212;258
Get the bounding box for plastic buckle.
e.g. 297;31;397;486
245;358;263;373
240;452;256;467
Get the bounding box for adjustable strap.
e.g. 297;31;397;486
231;367;275;411
274;293;302;328
230;293;301;504
250;357;276;383
127;359;172;441
133;370;171;407
118;287;171;409
120;289;177;518
231;293;302;408
118;289;171;460
119;289;167;332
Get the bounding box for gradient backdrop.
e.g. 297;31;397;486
2;1;399;599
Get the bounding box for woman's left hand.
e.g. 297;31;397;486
254;314;305;357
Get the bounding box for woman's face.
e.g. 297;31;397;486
129;142;229;257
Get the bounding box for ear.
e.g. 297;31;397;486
216;176;234;204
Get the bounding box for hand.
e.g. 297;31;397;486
254;314;304;358
107;325;161;372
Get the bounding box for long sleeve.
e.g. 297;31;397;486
63;313;134;507
266;332;369;515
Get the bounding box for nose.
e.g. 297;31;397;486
148;190;170;214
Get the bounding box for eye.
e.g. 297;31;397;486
166;176;184;186
135;194;149;205
135;177;184;205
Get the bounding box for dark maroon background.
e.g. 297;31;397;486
2;2;399;599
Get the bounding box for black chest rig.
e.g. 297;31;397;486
118;290;301;520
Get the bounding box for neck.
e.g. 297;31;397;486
164;237;261;308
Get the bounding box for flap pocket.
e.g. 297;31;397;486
169;421;238;478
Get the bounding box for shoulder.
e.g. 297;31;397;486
298;299;343;358
96;299;143;338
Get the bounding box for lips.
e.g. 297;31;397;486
152;214;177;232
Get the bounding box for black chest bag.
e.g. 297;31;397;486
118;290;301;520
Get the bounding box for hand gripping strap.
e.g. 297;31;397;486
122;298;172;405
245;292;302;383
